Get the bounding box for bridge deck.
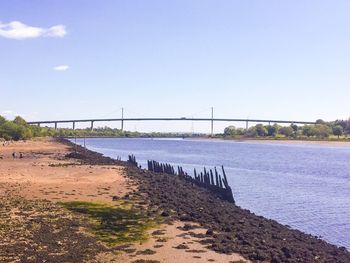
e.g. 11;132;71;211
27;117;316;125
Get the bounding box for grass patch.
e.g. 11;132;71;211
60;200;160;246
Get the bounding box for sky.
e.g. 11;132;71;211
1;0;350;133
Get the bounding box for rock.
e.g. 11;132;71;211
206;229;214;236
281;246;292;258
174;244;189;249
179;214;191;221
161;211;169;217
182;223;196;231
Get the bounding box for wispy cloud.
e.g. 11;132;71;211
0;21;66;40
53;65;69;71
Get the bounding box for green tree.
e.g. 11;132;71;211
224;126;236;137
236;128;245;135
267;125;277;137
267;124;279;137
13;116;27;126
314;124;332;138
0;115;6;126
255;124;267;137
332;125;343;138
316;119;326;125
244;126;257;137
0;122;26;140
302;125;315;137
279;126;294;137
291;124;298;133
345;118;350;136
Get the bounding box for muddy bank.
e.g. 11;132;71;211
60;137;350;262
0;195;107;263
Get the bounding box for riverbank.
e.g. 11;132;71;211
0;138;246;262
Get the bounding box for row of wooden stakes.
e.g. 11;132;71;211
147;159;234;203
194;166;230;190
127;154;138;167
126;154;234;203
147;160;187;176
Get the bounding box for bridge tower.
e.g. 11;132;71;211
211;107;214;137
121;107;124;131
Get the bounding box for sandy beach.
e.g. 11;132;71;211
0;138;247;263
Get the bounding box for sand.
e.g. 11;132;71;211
0;138;131;202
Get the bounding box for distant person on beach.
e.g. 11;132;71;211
12;151;16;159
19;153;23;159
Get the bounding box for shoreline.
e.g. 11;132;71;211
1;137;350;262
66;135;350;147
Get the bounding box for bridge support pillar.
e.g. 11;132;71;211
121;107;124;131
37;123;40;127
54;122;57;130
72;122;75;130
246;120;249;130
90;121;94;131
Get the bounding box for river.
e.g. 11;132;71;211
72;137;350;250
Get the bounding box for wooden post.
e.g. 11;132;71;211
210;169;214;185
219;175;223;188
222;166;229;188
215;168;219;186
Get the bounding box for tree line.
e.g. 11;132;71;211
223;119;350;139
0;115;49;140
0;115;203;140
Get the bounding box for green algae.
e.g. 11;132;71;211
60;200;160;246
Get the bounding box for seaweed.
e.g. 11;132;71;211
61;200;160;246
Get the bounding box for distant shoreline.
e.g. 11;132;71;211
203;137;350;147
64;135;350;147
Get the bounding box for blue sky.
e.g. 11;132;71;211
1;1;350;132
